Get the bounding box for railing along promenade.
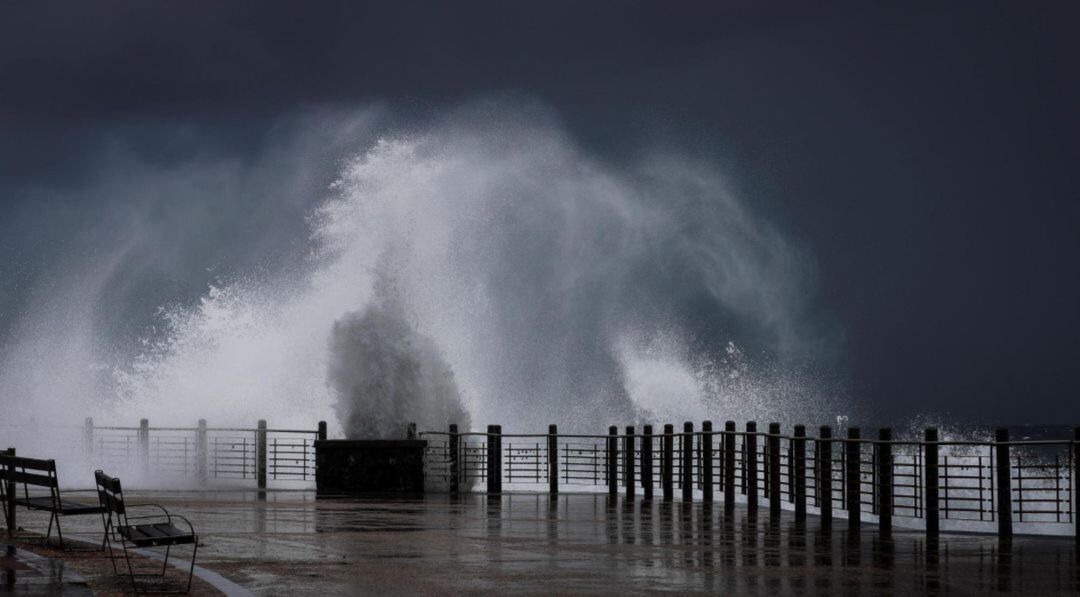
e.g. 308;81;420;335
1;418;326;489
421;422;1080;541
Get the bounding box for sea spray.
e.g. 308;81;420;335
2;106;844;437
327;260;470;438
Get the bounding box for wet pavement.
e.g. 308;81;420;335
0;543;91;595
14;490;1080;595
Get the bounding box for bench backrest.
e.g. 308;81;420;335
95;469;126;517
0;454;61;508
0;455;58;487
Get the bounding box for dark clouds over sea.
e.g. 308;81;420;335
2;1;1079;423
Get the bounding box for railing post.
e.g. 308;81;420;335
317;421;327;441
995;428;1012;539
702;421;714;503
925;428;939;538
495;425;504;493
5;447;15;532
878;428;893;537
681;422;694;502
724;421;736;511
197;419;208;487
642;425;654;500
794;425;807;522
746;421;758;512
624;426;636;500
607;426;618;498
139;418;150;474
257;419;268;490
663;424;674;502
486;425;497;494
449;424;461;496
1073;426;1079;548
818;426;832;527
846;427;861;531
548;424;558;496
717;421;726;493
768;422;781;518
83;417;94;458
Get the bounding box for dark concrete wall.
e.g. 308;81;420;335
315;439;427;496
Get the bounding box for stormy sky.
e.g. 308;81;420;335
2;1;1079;424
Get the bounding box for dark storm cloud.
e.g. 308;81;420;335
2;1;1079;423
0;1;840;182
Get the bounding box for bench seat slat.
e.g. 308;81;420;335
57;499;106;514
120;523;195;547
12;496;104;514
13;496;55;510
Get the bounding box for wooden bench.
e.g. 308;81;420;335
96;470;198;593
0;450;105;549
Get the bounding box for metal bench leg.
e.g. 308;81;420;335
44;512;53;541
100;512;111;552
103;529;118;573
101;519;122;574
186;540;198;594
54;513;65;549
121;538;139;593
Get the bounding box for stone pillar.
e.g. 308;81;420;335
493;425;503;494
642;425;654;500
746;421;758;512
995;428;1012;539
449;424;460;496
139;418;150;474
197;419;208;487
818;426;833;527
5;447;15;531
1074;427;1079;548
681;422;694;502
724;421;736;512
846;427;861;531
624;426;635;500
607;426;618;498
768;422;781;518
702;421;714;503
877;428;893;537
548;424;558;496
663;424;674;502
486;425;498;494
83;417;94;458
924;428;939;538
257;419;268;490
794;425;807;522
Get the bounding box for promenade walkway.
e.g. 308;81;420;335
0;542;90;595
9;491;1080;595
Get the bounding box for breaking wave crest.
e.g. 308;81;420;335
5;108;843;435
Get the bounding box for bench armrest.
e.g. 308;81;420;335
165;513;196;536
125;503;173;522
125;504;196;536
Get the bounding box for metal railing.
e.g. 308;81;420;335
2;418;325;488
420;422;1080;540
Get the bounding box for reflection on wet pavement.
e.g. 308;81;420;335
0;543;91;595
30;491;1080;595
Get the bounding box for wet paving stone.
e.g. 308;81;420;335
20;490;1080;595
0;543;91;595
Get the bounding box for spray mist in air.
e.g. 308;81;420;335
0;107;843;437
